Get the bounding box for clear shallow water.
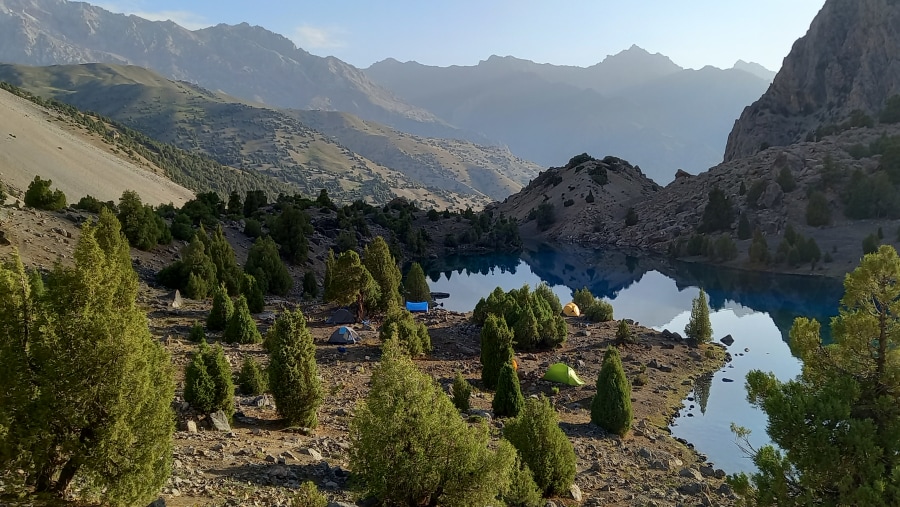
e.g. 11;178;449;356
423;245;842;474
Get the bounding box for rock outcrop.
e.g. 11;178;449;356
724;0;900;162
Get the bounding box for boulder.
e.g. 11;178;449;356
720;334;735;346
209;410;231;432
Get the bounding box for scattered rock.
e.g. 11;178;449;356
302;447;323;461
720;334;735;346
208;410;231;432
185;420;198;433
569;483;583;501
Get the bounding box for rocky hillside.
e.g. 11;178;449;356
494;155;661;239
725;0;900;162
0;63;539;207
0;0;482;143
0;85;194;206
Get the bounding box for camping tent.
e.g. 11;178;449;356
542;363;585;386
327;308;356;325
562;302;580;317
328;326;361;344
406;301;429;313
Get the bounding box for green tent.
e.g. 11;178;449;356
542;363;585;386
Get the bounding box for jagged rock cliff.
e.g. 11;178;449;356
724;0;900;162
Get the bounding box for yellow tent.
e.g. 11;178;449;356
563;302;580;317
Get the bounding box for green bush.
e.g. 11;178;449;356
504;396;577;496
624;207;638;226
452;371;472;412
243;218;262;238
363;236;402;313
737;212;752;240
700;187;734;233
480;314;515;389
188;321;206;343
170;213;194;241
863;233;880;255
117;190;170;250
584;299;614;322
615;319;634;346
238;356;268;396
502;455;544;507
24;175;66;211
349;340;516;505
473;285;566;350
535;202;556;231
245;236;292;296
806;191;831;226
241;273;265;314
749;228;770;264
378;307;431;356
493;362;525;418
714;235;739;261
403;262;431;303
224;295;262;344
591;347;632;436
776;166;797;192
292;481;327;507
206;284;234;332
572;286;595;312
267;309;321;427
184;340;235;416
75;194;116;214
684;289;712;344
302;271;318;298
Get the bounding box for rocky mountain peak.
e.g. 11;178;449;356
724;0;900;162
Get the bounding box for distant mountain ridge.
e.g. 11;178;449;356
366;48;772;182
0;0;487;143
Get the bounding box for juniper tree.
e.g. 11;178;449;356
203;224;243;294
0;209;174;505
267;309;322;427
302;271;318;299
238;356;268;396
224;295;262;344
404;261;431;303
245;236;292;296
241;273;265;314
503;396;577;496
591;347;633;436
349;340;516;505
322;249;336;301
188;321;206;342
158;233;217;298
207;283;234;331
493;362;525;418
732;245;900;505
684;288;712;344
363;236;403;314
184;340;234;416
327;250;380;320
452;371;472;412
480;314;515;389
378;306;432;355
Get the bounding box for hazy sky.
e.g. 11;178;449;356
93;1;827;71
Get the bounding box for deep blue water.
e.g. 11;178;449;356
422;244;843;474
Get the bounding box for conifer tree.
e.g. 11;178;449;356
493;362;525;417
241;273;265;313
615;319;634;346
245;236;292;296
224;295;262;344
349;339;516;505
591;347;632;436
514;306;540;351
302;271;318;298
267;309;322;427
378;306;432;355
239;356;268;396
0;209;174;505
684;289;712;344
737;212;752;240
480;314;515;389
184;340;234;416
452;371;472;412
207;283;234;331
327;250;380;320
503;396;577;496
404;261;431;302
363;236;403;314
322;249;336;301
205;224;243;294
188;321;206;342
733;245;900;505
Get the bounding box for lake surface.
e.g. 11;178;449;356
422;244;844;474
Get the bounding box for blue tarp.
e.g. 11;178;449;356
406;301;429;313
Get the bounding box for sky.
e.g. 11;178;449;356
92;1;827;72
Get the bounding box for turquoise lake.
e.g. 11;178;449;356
422;244;843;474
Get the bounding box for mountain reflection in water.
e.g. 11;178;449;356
423;243;843;473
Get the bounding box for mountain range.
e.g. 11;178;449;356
0;0;773;184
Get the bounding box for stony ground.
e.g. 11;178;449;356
0;205;739;507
